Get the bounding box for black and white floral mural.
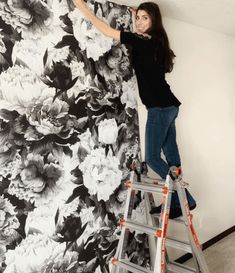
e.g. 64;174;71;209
0;0;150;272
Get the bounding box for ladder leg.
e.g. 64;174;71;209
120;189;136;259
175;180;210;273
154;174;173;273
111;172;139;273
144;192;158;270
145;192;170;273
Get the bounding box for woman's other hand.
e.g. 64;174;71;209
71;0;120;41
130;7;137;17
129;7;137;32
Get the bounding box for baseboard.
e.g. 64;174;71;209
175;225;235;264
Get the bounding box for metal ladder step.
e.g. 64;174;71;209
122;219;192;253
152;213;186;224
117;259;153;273
141;176;165;185
166;237;192;253
128;181;173;194
122;219;159;237
167;261;196;273
114;259;196;273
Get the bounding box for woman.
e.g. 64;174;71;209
72;0;195;218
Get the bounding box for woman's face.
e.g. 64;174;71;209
135;9;152;34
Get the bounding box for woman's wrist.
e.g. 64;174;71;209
73;0;83;7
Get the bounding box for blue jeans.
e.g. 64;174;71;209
145;106;181;179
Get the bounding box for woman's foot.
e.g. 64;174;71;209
150;203;196;219
149;205;182;219
149;205;162;214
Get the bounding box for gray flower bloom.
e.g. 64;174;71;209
0;196;20;245
0;0;53;39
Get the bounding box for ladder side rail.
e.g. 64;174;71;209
175;180;210;273
154;174;174;273
120;182;141;260
145;192;172;271
119;189;137;258
122;172;142;270
110;171;135;273
174;180;201;273
144;192;158;270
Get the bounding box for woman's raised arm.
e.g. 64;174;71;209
72;0;121;41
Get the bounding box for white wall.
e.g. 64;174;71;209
138;18;235;245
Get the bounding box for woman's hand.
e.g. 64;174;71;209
130;7;137;16
71;0;120;41
129;7;137;32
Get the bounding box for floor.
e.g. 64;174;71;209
184;232;235;273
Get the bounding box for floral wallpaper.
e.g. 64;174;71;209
0;0;150;272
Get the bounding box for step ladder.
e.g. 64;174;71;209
110;166;210;273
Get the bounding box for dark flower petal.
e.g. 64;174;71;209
66;185;89;204
54;35;78;49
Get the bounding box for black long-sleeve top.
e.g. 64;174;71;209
120;31;181;108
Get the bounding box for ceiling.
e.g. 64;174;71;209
112;0;235;37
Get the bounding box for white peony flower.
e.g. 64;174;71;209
0;65;53;114
79;148;122;201
4;233;77;273
12;39;70;74
27;97;70;136
50;0;70;26
70;60;85;81
24;205;57;236
46;46;71;67
98;118;118;144
12;39;46;74
68;8;113;61
67;60;91;97
79;128;95;153
57;198;81;224
121;76;138;110
79;206;95;225
76;212;106;246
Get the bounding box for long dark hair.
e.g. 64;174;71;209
137;2;175;73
